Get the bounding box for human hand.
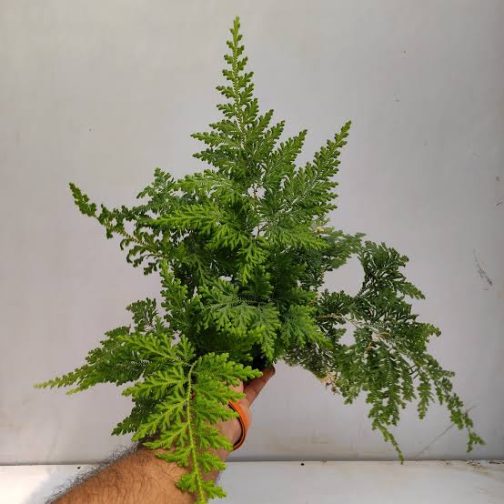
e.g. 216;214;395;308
218;366;276;449
132;366;275;494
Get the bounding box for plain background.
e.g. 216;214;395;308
1;0;503;464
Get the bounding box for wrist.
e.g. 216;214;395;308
138;416;242;457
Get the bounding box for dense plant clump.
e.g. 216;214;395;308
37;17;483;503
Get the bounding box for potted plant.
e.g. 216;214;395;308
37;17;483;503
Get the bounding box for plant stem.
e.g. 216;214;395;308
185;360;205;502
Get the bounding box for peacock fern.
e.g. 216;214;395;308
36;17;483;502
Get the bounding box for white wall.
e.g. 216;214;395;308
1;0;503;464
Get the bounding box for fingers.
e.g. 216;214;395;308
243;366;275;406
229;382;244;394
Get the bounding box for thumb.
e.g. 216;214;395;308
243;366;275;407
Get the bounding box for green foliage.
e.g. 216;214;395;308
36;16;483;502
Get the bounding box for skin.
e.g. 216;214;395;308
54;367;275;503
